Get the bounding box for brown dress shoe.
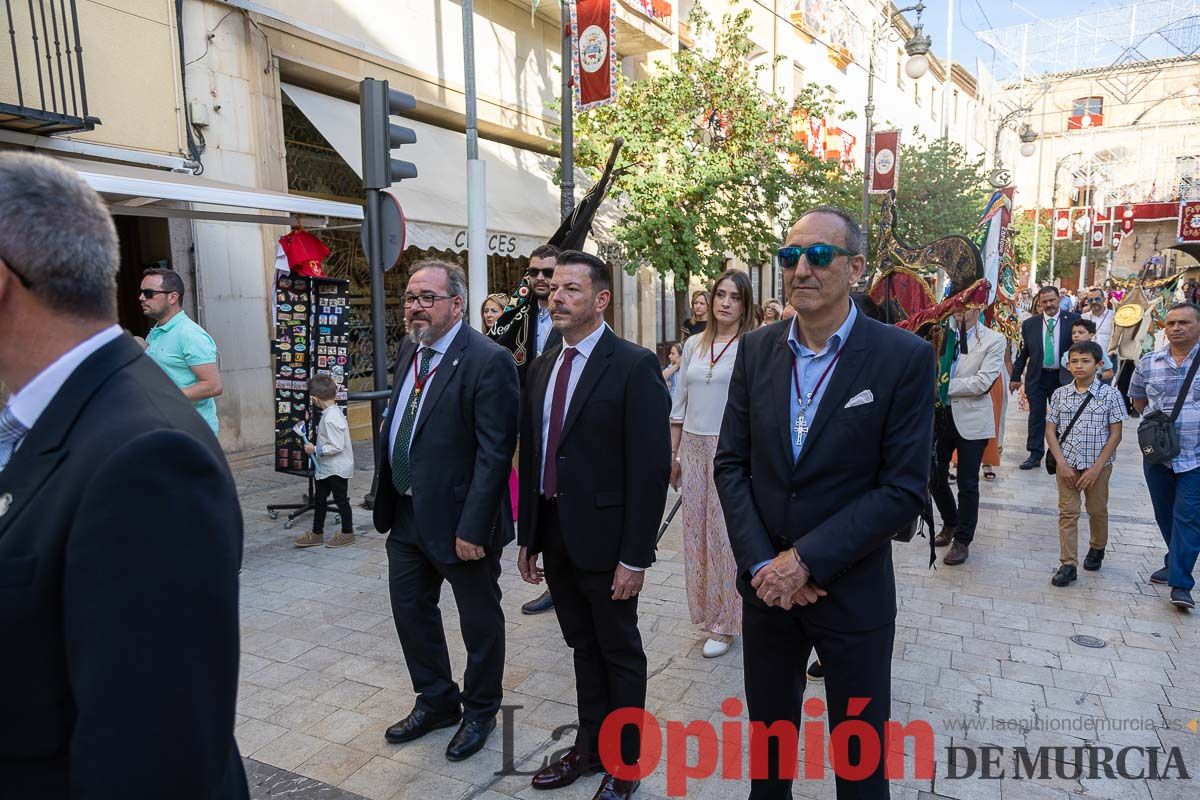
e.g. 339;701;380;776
531;748;602;790
943;541;969;566
592;774;640;800
933;525;957;547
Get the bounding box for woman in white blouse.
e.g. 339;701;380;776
669;269;758;658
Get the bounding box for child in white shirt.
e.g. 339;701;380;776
294;374;355;548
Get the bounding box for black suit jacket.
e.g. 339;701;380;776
714;314;935;632
517;327;671;571
0;334;247;798
373;323;519;563
1012;312;1078;385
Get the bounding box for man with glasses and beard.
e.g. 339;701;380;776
1081;288;1115;355
372;260;519;763
139;267;222;434
715;207;934;800
528;244;563;357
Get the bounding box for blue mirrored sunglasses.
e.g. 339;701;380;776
777;243;857;269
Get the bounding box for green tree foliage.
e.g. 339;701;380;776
1010;211;1088;282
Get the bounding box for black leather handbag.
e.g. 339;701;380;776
1138;355;1200;465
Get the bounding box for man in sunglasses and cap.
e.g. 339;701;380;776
139;267;222;434
715;206;934;800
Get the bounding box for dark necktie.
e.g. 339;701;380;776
0;405;29;473
541;347;578;497
391;348;434;495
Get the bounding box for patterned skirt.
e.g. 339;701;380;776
678;431;742;637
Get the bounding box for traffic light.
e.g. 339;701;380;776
359;78;418;190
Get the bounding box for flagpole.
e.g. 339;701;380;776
561;0;576;220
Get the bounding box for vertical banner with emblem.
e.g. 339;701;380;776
1090;223;1106;249
868;129;900;193
1053;209;1071;240
571;0;617;111
1178;200;1200;242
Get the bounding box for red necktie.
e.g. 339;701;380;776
542;347;578;497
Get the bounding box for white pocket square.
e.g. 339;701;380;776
844;390;874;409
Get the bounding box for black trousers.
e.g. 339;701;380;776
1024;368;1066;459
313;475;353;534
1116;359;1138;415
930;408;988;545
743;598;895;800
539;498;646;766
386;496;504;722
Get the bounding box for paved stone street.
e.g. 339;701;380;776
231;402;1199;800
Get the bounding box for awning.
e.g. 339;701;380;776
281;83;573;258
64;157;364;226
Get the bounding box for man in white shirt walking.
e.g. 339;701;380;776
1081;287;1115;354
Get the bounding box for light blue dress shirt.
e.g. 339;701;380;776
753;301;858;575
535;303;553;356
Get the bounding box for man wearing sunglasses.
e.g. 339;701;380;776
1080;287;1114;356
140;267;222;435
715;206;934;800
0;152;247;798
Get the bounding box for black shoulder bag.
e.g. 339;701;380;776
1138;355;1200;465
1047;393;1094;476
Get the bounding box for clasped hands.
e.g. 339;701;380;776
751;549;827;610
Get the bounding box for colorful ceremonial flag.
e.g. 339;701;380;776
868;129;900;194
1090;222;1106;249
1178;200;1200;242
978;188;1013;305
571;0;617;111
1053;209;1071;240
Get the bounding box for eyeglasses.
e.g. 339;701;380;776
777;243;858;269
403;293;453;309
139;288;175;299
526;267;555;279
1088;296;1105;304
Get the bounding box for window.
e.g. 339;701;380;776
930;87;937;120
1072;97;1103;117
1178;156;1200;200
793;62;805;99
896;50;904;88
953;90;959;123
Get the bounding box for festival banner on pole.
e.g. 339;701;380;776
1178;199;1200;242
1053;209;1071;240
1090;222;1106;249
868;129;900;194
571;0;617;111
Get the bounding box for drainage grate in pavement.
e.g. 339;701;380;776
1069;634;1108;649
244;758;369;800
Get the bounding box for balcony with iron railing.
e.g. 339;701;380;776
1;0;99;134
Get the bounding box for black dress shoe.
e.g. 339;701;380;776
1019;456;1041;470
1083;548;1105;571
1051;565;1077;587
943;541;970;566
933;525;957;547
385;708;462;744
1150;567;1170;585
522;590;555;615
446;717;495;761
592;774;640;800
1171;588;1195;610
531;748;603;790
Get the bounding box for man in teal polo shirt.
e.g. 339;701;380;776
140;268;222;434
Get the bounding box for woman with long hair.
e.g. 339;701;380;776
681;289;709;338
762;298;783;323
480;292;508;332
669;269;757;658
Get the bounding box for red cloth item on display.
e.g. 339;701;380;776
279;230;330;278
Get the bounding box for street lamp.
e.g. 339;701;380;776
862;2;933;255
1019;125;1037;158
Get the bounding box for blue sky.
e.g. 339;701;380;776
913;0;1111;77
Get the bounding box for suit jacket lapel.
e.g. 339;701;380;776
531;343;559;458
414;323;469;437
793;315;870;472
0;335;143;538
558;328;614;443
379;338;417;465
771;328;796;472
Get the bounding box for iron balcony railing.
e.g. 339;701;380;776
1;0;99;134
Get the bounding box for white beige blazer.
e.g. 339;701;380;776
947;324;1007;441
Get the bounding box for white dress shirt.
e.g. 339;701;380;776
7;325;122;445
1082;308;1114;353
539;321;643;572
388;318;463;467
669;334;737;436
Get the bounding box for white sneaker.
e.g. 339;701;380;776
702;637;733;658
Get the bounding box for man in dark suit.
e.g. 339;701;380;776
373;259;519;762
0;152;247;798
715;207;934;800
516;251;671;800
1010;285;1078;469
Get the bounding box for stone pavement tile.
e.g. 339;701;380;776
985;677;1046;706
1041;687;1105;717
354;688;414;722
281;668;346;700
998;662;1054;687
1078;773;1154;800
246;661;309;690
239;686;296;721
1050;669;1109;695
1161;687;1200;712
338;755;418;800
251;730;330;771
315;679;382;710
1111;645;1176;668
235;717;289;756
938;668;991;696
998;782;1072;800
306;708;384;745
268;697;339;732
290;645;356;672
1057;652;1116;677
295;743;374;787
1106;681;1169;705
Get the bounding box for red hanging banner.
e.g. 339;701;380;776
1090;222;1106;249
1178;200;1200;243
868;129;900;194
1053;209;1071;240
571;0;617;111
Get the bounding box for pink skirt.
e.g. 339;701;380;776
678;431;742;636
